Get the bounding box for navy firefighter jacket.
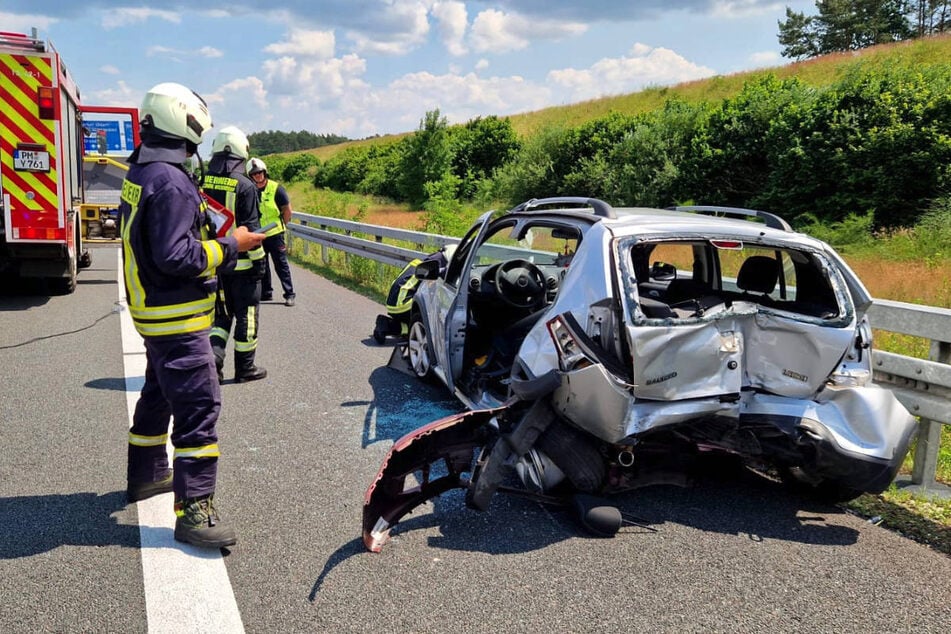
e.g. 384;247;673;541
203;154;265;276
119;142;239;338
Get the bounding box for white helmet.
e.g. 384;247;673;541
246;157;267;176
139;82;212;145
212;126;250;159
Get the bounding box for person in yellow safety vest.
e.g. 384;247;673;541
373;246;453;344
246;157;296;306
204;126;268;384
119;82;266;549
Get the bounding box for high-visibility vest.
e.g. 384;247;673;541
258;180;284;237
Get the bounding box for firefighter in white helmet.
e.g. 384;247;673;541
203;126;268;384
119;82;265;549
246;157;296;306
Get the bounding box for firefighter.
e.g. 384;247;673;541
246;157;296;306
119;82;265;548
204;126;268;383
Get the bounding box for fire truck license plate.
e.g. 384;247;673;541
13;149;50;172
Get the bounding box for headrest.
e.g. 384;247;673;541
737;256;779;294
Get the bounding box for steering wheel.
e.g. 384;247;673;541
494;259;547;309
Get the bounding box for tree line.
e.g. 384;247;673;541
247;129;349;156
779;0;951;59
308;60;951;232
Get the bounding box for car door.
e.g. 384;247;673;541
428;210;498;393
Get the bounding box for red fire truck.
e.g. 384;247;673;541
0;29;139;294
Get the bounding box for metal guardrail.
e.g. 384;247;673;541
288;211;951;492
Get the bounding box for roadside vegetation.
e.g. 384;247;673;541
272;34;951;555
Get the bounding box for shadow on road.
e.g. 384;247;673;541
309;465;860;600
0;491;139;559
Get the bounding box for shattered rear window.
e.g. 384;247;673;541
621;238;847;323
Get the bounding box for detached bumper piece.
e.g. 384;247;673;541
363;408;502;552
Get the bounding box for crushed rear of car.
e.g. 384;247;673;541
364;198;916;552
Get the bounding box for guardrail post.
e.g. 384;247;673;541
911;340;950;487
320;224;328;265
300;220;309;257
376;236;384;278
344;230;351;266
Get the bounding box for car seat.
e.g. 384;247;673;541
736;255;780;302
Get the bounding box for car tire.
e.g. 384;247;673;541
535;417;605;493
407;317;434;381
778;466;863;504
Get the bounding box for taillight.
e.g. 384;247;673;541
546;315;591;372
37;86;55;119
16;226;66;240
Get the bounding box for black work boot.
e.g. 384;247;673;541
127;470;173;503
235;366;267;383
174;495;237;549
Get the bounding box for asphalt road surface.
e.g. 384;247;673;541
1;244;949;633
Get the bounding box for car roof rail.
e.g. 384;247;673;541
666;205;792;231
512;197;616;219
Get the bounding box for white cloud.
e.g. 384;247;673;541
101;8;180;30
99;64;120;75
470;8;587;53
710;0;786;18
749;50;780;66
347;2;431;55
146;45;222;63
475;59;490;71
208;76;269;109
432;1;468;56
547;43;716;102
86;80;139;108
0;12;56;32
262;53;368;103
264;28;335;58
377;70;550;129
198;46;224;59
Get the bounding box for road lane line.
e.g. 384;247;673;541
117;249;245;633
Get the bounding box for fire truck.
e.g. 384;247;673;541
0;28;138;294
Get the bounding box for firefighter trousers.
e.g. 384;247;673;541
261;232;294;299
211;273;262;374
127;333;221;500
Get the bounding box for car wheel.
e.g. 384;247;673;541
535;417;606;493
407;318;434;380
778;466;863;504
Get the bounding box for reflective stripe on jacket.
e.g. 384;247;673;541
385;258;422;316
118;161;236;338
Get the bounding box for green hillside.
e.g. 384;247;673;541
308;32;951;161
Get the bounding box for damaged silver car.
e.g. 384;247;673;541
364;197;916;552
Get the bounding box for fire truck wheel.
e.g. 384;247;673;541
49;244;78;295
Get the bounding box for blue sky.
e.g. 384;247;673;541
3;1;813;144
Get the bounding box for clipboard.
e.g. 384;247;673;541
201;193;234;238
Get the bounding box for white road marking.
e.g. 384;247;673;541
117;248;245;633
